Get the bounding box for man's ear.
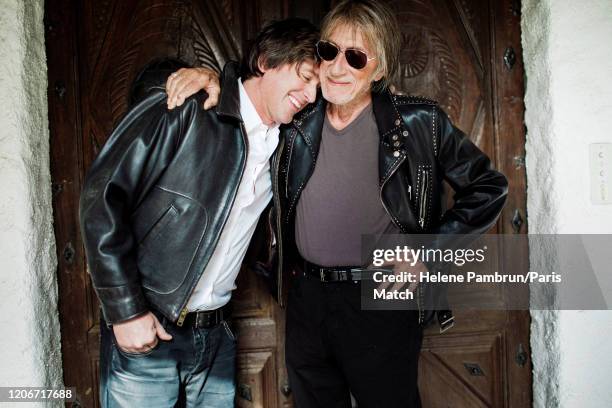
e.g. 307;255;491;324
257;57;268;74
372;67;384;83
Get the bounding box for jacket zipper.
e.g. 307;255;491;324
284;129;296;200
272;138;285;306
419;168;429;229
177;124;249;326
416;167;429;324
380;155;406;231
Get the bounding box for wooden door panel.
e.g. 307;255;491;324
420;354;492;408
421;332;504;407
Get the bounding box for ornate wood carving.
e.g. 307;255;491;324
88;0;117;75
390;0;484;129
454;0;486;70
186;0;241;71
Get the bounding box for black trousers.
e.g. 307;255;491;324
286;274;424;408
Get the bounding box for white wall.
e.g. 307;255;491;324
522;0;612;406
0;1;63;406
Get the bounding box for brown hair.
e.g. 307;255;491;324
320;0;401;91
241;18;319;80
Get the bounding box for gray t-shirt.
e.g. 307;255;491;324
295;103;399;266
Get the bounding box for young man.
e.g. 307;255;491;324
170;1;508;406
79;18;319;408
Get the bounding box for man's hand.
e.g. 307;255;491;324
112;311;172;354
165;67;221;110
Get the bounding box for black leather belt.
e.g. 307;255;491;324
304;260;375;282
181;304;232;328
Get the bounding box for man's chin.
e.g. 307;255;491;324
279;114;294;125
321;89;352;106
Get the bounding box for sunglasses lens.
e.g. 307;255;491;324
345;49;368;69
317;41;339;61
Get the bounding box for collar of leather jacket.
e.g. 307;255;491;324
214;61;242;121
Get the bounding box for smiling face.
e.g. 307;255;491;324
258;60;319;125
319;24;382;108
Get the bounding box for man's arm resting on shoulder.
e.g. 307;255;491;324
79;90;184;348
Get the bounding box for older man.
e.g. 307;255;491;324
168;1;507;406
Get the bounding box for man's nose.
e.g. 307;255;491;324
304;83;317;103
329;53;348;75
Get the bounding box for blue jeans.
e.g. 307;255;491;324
99;311;236;407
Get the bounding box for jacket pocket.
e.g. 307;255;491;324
138;204;178;249
134;193;208;295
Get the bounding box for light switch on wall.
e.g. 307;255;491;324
590;143;612;205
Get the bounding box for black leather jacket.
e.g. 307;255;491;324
268;90;508;327
80;61;263;324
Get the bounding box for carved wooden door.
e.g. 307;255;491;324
46;0;292;406
47;0;529;407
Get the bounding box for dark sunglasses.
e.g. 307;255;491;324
316;40;376;70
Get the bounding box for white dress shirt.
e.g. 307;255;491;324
186;79;279;311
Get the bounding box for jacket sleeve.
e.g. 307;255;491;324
431;106;508;240
79;90;183;324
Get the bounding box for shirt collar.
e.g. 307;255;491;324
238;78;279;135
